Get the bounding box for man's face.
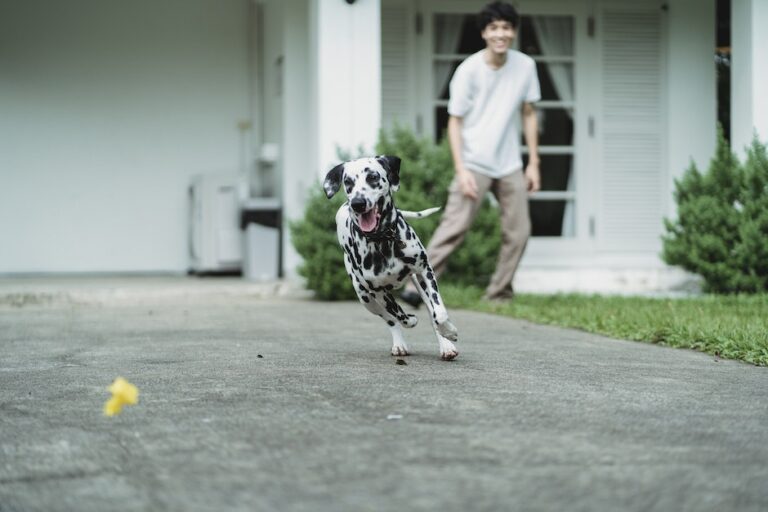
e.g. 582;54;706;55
481;19;515;55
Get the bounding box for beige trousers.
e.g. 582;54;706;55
425;170;530;297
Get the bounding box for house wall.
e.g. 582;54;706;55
0;0;251;273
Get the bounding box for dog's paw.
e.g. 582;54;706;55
391;344;410;356
437;320;458;342
441;350;459;361
439;339;459;361
402;314;418;328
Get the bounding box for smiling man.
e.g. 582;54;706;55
402;0;541;305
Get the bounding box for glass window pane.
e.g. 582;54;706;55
433;14;484;54
535;62;574;102
434;60;463;100
521;108;574;146
523;154;573;192
435;106;449;140
530;200;574;237
519;16;574;56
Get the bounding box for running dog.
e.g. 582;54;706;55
323;155;459;360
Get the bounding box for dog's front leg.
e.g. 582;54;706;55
347;269;415;356
411;269;459;360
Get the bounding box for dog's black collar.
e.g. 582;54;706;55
354;224;406;249
361;225;397;242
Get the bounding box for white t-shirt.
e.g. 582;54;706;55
448;49;541;178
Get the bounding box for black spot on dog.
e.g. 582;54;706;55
432;293;440;305
352;245;362;266
372;252;386;275
387;320;395;326
402;256;416;265
397;267;410;281
363;253;373;270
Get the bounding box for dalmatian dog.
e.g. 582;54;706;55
323;155;459;361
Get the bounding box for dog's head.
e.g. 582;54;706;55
323;155;401;233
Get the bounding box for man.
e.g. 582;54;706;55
402;0;541;305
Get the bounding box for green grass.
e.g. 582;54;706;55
440;285;768;366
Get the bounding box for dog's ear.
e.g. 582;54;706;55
377;155;401;192
323;163;344;199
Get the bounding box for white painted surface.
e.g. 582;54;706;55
597;3;665;254
0;0;251;273
381;0;416;131
755;0;768;145
281;0;312;278
666;0;716;213
731;0;768;156
314;0;381;174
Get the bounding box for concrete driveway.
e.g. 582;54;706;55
1;278;767;511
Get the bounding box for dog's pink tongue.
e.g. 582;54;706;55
359;210;377;232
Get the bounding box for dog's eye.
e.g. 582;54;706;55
366;174;380;186
344;179;353;192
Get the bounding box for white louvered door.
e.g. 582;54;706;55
597;2;666;253
381;0;415;131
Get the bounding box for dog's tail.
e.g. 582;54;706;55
400;207;441;219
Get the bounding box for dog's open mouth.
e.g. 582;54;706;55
357;206;380;233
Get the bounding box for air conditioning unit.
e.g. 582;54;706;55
188;174;245;273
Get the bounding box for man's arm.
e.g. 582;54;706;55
447;115;479;200
522;102;541;193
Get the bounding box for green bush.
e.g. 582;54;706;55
290;125;503;300
662;130;768;293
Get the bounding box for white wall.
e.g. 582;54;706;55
666;0;717;213
0;0;251;273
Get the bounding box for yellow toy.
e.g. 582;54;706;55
104;377;139;416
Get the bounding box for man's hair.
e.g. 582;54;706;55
477;1;520;31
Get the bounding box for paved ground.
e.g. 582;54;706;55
1;278;767;511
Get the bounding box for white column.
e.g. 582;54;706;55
313;0;382;178
281;0;312;278
731;0;768;156
666;0;716;216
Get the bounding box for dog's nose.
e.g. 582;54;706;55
350;197;367;213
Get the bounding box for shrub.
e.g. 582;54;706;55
662;130;768;293
290;189;351;300
290;125;503;300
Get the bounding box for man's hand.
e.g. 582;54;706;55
457;169;479;200
525;161;541;193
